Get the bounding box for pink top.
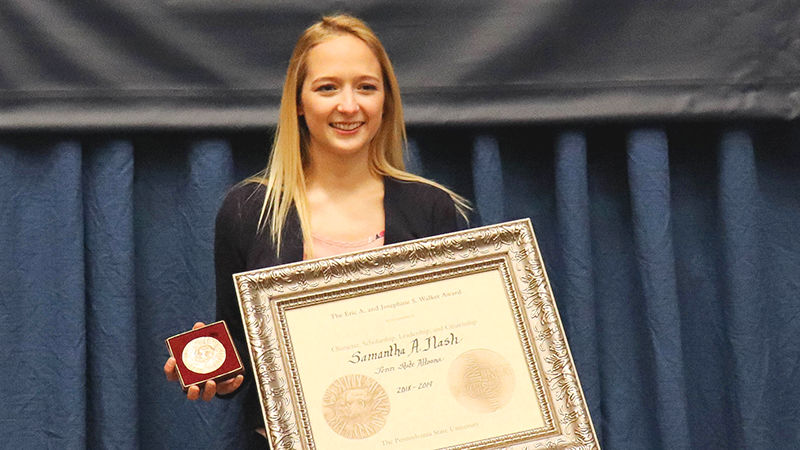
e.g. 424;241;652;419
307;230;385;259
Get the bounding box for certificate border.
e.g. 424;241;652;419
234;219;599;449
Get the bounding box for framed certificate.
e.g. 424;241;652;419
234;219;598;449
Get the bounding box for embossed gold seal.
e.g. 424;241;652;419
181;336;226;374
322;374;390;439
448;349;515;413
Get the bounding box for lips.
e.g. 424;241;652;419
330;121;365;131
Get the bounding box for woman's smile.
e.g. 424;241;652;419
330;121;366;132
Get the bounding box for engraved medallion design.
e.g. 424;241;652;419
448;348;515;413
182;336;226;374
322;374;390;439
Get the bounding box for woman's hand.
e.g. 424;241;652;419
163;321;245;401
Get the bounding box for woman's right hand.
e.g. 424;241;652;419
163;322;245;401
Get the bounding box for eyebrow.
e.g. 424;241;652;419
309;75;382;85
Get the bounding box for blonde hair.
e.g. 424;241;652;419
247;14;469;251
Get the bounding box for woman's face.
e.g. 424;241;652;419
299;34;385;161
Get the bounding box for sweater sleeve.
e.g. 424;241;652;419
214;184;270;373
212;187;264;428
214;188;246;340
213;188;254;397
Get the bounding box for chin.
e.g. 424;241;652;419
329;137;372;155
308;131;377;158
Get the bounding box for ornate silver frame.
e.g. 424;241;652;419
234;219;598;449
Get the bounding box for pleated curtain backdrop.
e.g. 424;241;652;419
1;123;798;449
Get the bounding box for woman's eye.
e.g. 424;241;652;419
359;84;378;91
316;84;336;92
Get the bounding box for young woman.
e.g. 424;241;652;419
165;13;468;441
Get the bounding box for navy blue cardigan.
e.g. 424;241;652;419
213;176;465;430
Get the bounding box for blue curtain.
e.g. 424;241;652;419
1;123;798;449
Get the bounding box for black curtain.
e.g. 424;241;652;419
3;1;798;129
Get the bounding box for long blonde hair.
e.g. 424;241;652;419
247;14;469;251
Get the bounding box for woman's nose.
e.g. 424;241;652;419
337;88;360;114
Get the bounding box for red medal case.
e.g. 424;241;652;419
165;320;244;389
